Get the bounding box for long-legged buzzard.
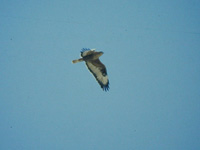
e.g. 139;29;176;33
72;48;109;91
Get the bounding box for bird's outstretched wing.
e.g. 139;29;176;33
85;59;109;91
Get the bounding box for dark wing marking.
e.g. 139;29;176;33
81;48;96;57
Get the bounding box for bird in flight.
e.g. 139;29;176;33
72;48;109;91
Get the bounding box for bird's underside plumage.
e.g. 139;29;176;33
72;48;109;91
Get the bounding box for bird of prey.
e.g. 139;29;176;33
72;48;109;91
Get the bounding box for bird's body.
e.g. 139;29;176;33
72;48;109;91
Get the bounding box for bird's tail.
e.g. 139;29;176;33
72;58;83;64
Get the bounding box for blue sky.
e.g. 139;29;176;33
1;0;200;150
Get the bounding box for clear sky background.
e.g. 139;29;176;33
1;0;200;150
